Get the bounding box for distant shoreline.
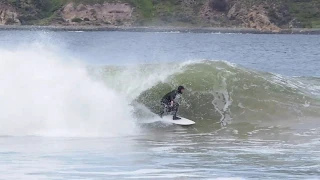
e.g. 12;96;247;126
1;25;320;34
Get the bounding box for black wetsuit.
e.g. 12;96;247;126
161;90;178;104
160;90;180;119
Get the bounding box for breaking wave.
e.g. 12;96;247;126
134;61;320;127
1;41;319;137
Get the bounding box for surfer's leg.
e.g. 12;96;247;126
159;104;164;118
159;102;167;118
172;102;181;120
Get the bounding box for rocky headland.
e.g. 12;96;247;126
0;0;319;33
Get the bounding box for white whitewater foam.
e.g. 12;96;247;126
0;43;136;137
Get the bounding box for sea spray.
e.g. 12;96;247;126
87;63;186;101
0;44;136;137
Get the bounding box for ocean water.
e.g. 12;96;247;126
0;31;319;180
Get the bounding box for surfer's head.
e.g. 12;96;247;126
178;86;185;94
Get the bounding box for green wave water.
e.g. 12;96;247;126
90;60;320;129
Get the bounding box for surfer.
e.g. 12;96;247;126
159;86;185;120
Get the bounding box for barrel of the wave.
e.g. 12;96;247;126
135;61;320;128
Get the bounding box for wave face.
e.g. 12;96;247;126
0;44;137;137
133;61;320;127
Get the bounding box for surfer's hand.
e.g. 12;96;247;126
170;101;174;107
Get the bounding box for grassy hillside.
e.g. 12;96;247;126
3;0;320;28
287;0;320;28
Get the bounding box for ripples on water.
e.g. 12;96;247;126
1;127;319;180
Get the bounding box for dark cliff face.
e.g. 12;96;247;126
0;2;20;25
1;0;65;25
1;0;319;29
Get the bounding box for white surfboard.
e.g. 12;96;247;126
161;115;195;126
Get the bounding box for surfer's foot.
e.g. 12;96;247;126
159;112;164;118
173;116;181;120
